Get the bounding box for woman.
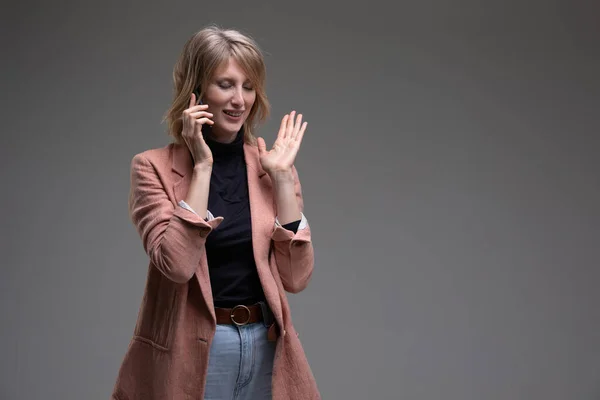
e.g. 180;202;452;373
111;26;320;399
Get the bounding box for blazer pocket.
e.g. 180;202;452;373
131;335;169;352
134;274;181;350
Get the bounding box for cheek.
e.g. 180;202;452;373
245;93;257;107
204;89;226;107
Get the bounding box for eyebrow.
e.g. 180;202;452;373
215;76;252;84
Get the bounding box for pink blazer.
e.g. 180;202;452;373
111;142;320;399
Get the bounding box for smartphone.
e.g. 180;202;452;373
192;88;212;129
192;88;203;105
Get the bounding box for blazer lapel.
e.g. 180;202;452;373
171;143;193;202
170;143;216;323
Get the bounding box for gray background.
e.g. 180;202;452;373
2;0;599;399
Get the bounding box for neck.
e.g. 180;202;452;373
204;127;244;157
207;127;240;144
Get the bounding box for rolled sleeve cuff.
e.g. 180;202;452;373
178;200;215;221
275;212;308;230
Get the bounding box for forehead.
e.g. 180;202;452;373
213;57;249;80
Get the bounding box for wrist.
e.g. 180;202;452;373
270;169;294;184
193;162;212;174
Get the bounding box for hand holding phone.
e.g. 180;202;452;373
181;90;214;166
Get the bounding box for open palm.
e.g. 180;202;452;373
257;111;307;175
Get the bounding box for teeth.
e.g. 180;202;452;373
224;111;242;117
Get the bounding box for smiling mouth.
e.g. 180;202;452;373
223;110;243;117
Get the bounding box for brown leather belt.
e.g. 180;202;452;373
215;304;279;342
215;304;264;326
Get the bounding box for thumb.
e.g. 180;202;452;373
257;137;267;155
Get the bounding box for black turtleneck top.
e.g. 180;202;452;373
203;128;300;308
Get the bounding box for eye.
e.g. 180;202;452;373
218;81;232;89
243;85;254;91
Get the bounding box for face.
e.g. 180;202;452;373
203;57;256;142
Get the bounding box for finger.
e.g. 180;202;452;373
278;114;289;140
189;93;196;108
187;104;210;112
291;113;303;139
296;121;307;144
195;117;214;126
182;105;207;123
286;110;296;137
190;111;213;118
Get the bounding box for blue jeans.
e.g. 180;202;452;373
205;322;276;399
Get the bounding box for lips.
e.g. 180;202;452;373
223;110;243;117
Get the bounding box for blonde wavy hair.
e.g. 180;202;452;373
163;25;270;144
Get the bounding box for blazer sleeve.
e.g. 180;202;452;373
128;153;223;283
270;165;315;293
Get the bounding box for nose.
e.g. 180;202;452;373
231;88;244;107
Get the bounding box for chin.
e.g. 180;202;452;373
225;122;244;133
213;124;241;138
224;125;242;135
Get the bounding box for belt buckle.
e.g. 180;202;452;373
230;305;251;326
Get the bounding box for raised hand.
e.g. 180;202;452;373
257;111;307;176
181;93;214;166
